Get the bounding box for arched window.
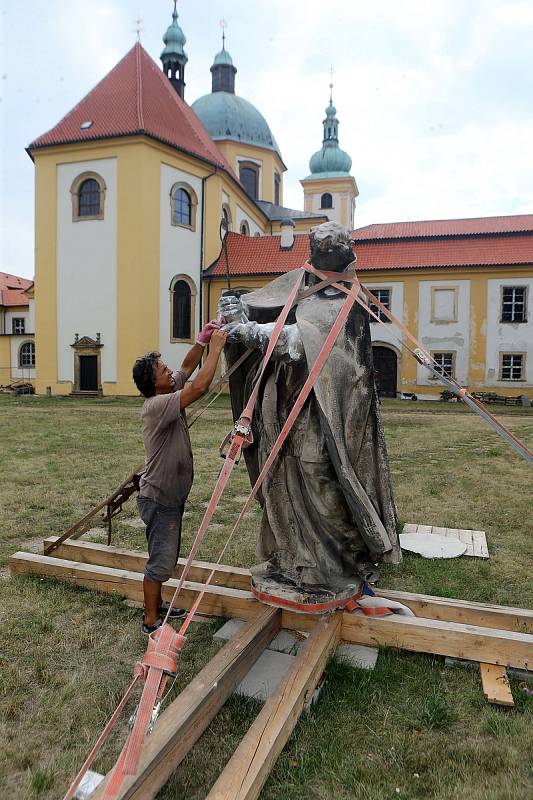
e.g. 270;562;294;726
170;276;197;342
173;189;191;226
19;341;35;368
320;192;333;209
170;183;198;230
239;162;259;200
70;172;106;221
240;220;250;236
79;179;100;216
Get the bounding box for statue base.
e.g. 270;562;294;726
250;572;363;615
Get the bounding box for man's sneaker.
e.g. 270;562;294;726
158;603;187;619
142;617;162;635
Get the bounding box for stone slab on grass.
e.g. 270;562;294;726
214;619;301;655
336;643;379;670
74;770;104;799
235;649;296;702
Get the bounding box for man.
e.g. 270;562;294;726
132;326;227;633
218;222;399;609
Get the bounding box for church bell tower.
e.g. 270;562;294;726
161;1;188;99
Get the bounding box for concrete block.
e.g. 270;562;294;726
74;770;104;799
235;650;296;702
336;643;378;670
214;620;300;655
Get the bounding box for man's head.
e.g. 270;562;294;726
132;351;175;397
309;222;356;272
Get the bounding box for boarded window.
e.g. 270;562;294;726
501;287;527;322
368;289;391;322
432;288;457;322
500;353;524;380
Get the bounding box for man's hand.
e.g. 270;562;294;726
209;329;228;353
217;295;249;324
196;319;221;346
222;322;245;343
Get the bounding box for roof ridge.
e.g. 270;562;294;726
135;42;145;130
140;45;229;171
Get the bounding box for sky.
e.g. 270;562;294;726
1;0;533;279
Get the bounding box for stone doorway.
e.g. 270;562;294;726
71;334;103;394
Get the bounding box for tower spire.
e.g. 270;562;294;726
210;20;237;94
161;0;188;99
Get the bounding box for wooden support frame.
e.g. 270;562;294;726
92;606;281;800
10;550;533;670
8;540;533;800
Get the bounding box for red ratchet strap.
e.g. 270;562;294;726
251;585;363;614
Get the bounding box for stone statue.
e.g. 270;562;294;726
218;222;400;607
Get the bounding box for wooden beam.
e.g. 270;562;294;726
205;614;341;800
310;610;532;671
11;552;533;670
43;537;251;591
91;606;281;800
10;553;259;621
43;538;533;633
480;663;514;707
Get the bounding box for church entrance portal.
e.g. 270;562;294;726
372;345;398;398
79;356;98;391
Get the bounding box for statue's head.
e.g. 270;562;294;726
309;222;356;272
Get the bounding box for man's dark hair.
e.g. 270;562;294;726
132;351;160;398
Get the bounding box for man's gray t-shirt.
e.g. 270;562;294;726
139;370;193;507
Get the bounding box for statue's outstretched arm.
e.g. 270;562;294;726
217;294;304;363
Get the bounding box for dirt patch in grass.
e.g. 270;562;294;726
0;394;532;799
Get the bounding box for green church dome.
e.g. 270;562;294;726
192;92;281;156
306;88;352;178
213;46;234;67
309;146;352;175
161;1;187;61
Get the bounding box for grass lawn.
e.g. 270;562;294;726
0;393;532;800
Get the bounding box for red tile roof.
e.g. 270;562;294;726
0;272;32;307
354;214;533;240
28;43;235;176
207;226;533;277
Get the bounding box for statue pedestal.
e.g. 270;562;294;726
251;572;363;615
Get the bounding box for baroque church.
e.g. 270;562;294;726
24;4;533;399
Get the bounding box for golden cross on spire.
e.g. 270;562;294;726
134;15;143;41
220;17;228;46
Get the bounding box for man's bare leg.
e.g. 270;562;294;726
143;576;162;626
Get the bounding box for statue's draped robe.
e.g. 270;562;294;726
225;268;400;593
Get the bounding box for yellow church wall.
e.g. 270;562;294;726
214;140;285;205
205;265;533;399
0;336;10;385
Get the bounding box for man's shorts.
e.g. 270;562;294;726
137;496;184;583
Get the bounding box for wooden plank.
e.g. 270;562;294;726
35;542;533;632
417;525;433;535
10;553;259;621
206;614;342;800
480;663;514;706
11;553;533;667
332;612;533;671
372;587;533;633
43;537;251;591
402;523;418;534
459;529;475;557
91;606;281;800
471;530;489;559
